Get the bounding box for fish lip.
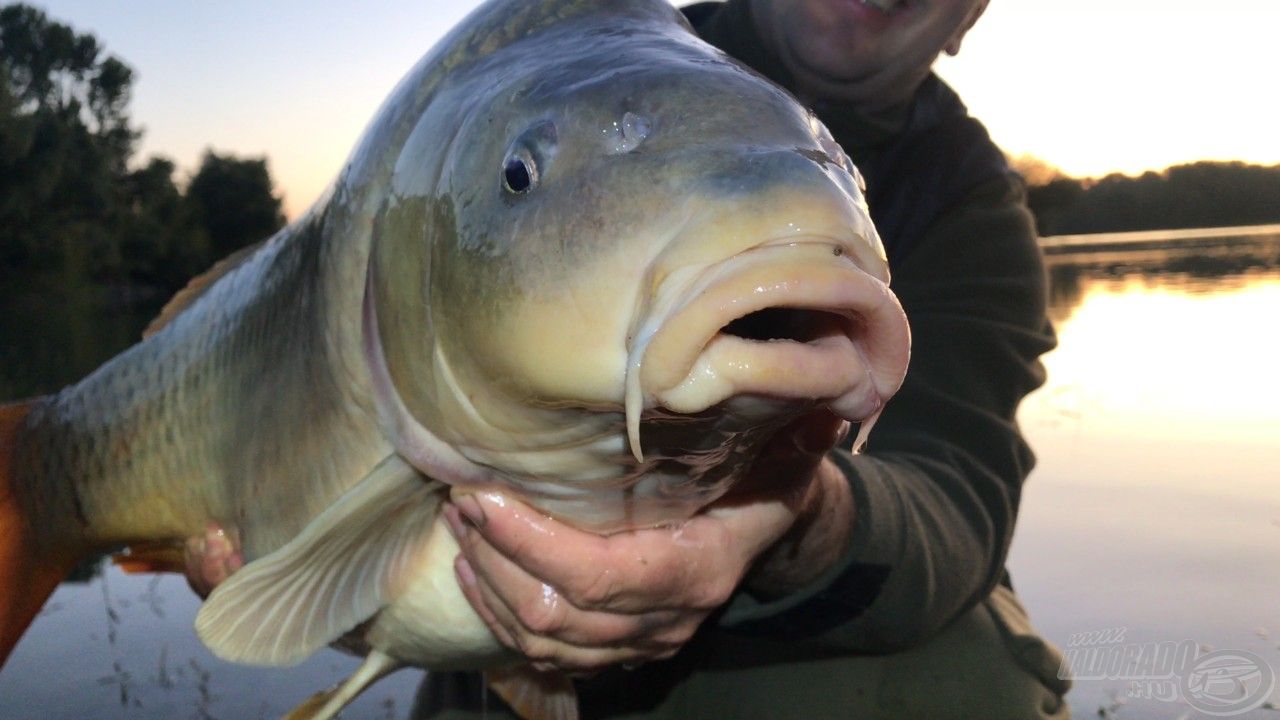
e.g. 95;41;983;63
623;238;910;459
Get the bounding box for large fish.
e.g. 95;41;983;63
0;0;910;717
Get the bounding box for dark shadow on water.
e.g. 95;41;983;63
1045;234;1280;323
0;280;164;400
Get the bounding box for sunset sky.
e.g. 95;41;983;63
27;0;1280;219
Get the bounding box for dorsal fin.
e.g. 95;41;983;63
142;241;265;339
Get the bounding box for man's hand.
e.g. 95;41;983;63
441;411;856;674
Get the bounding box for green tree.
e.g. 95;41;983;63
185;150;285;259
0;3;137;279
116;157;210;289
1019;158;1280;236
1026;177;1086;236
1;3;287;294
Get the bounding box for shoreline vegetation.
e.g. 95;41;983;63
1014;155;1280;241
4;3;1280;303
1;3;284;303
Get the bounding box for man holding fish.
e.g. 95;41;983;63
0;0;1065;717
423;0;1068;718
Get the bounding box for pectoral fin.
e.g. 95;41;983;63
195;455;442;666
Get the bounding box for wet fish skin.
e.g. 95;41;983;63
1;0;910;717
368;4;895;527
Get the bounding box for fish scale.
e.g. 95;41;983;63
12;223;386;559
0;1;911;718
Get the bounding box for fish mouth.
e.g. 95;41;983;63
624;239;910;460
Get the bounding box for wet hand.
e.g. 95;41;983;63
441;411;851;673
441;490;792;673
184;523;243;599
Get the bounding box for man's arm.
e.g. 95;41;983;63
440;176;1053;669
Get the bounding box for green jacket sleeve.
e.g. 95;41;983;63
719;175;1057;652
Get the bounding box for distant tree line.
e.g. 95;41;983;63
1014;156;1280;237
7;2;1279;292
0;3;284;295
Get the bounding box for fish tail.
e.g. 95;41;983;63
0;398;79;668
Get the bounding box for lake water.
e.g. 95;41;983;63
1012;228;1280;719
1;229;1278;719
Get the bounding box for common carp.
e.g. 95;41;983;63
0;0;910;718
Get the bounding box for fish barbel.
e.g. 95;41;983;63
0;0;910;717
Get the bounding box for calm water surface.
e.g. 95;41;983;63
1012;232;1280;718
1;232;1277;719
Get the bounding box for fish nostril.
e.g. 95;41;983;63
720;307;846;344
607;111;651;154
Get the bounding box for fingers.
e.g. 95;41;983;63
453;554;688;672
438;412;840;673
443;505;699;672
443;506;684;646
183;523;243;598
448;492;742;614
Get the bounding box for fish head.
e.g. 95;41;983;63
366;1;910;530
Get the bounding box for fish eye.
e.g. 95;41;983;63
500;120;556;197
502;149;537;194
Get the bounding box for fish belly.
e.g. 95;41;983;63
366;517;508;669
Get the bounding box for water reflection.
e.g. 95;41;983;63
0;287;426;719
0;283;163;400
1;561;421;719
1014;233;1280;718
3;233;1279;718
1045;231;1280;323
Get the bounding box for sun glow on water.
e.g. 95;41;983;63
1011;240;1280;717
1039;278;1280;448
